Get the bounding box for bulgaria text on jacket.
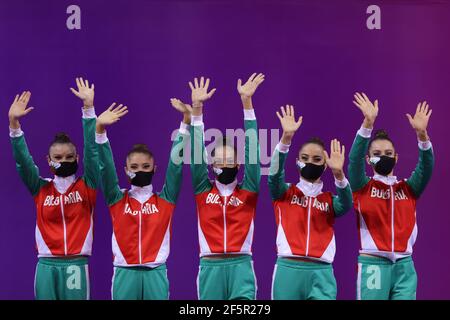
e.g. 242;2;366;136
34;177;96;257
109;191;175;267
273;184;336;263
195;183;258;256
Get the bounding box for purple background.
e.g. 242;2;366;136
0;0;449;300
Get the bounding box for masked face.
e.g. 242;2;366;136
369;156;396;176
125;153;155;187
213;166;239;185
48;143;79;177
212;144;239;185
297;143;326;182
127;171;154;187
297;161;325;181
367;140;397;176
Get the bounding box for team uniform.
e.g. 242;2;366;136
348;126;434;300
268;142;353;300
96;122;189;300
10;107;99;300
191;109;260;300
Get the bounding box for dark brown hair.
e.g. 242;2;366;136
127;144;154;160
368;129;394;153
49;132;75;151
300;137;326;150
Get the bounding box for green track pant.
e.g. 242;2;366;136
34;257;89;300
357;255;417;300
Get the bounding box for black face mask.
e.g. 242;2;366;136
214;166;239;185
297;161;325;182
370;155;396;176
51;161;78;177
129;171;154;187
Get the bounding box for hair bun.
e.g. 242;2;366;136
53;132;72;144
374;129;389;139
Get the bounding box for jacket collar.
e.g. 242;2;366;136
53;175;76;194
373;174;398;186
296;177;323;197
215;179;238;197
129;184;154;204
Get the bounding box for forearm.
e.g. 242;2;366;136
96;132;123;206
242;110;260;192
416;129;429;142
406;139;434;197
10;129;45;195
160;123;190;204
190;116;211;194
241;96;253;110
333;177;353;217
82;107;99;188
268;142;289;200
362;118;374;130
9;118;20;130
348;127;371;191
191;101;203;116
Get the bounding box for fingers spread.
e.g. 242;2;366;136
352;100;363;110
23;91;31;104
361;92;369;102
207;88;217;98
276;111;282;121
108;103;116;111
24;107;34;115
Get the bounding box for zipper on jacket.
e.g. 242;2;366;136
223;196;228;253
390;186;395;252
139;204;143;264
60;195;68;255
305;197;312;256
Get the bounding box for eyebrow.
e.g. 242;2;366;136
53;153;75;157
372;149;394;153
301;153;322;157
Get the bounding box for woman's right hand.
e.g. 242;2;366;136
353;92;378;129
96;103;128;133
276;105;303;145
9;91;34;129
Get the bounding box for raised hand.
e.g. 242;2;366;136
406;101;432;141
9;91;34;122
170;98;193;114
353;92;378;129
170;98;192;125
276;105;303;145
97;103;128;130
70;77;95;108
237;73;265;99
323;139;346;180
189;77;216;106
